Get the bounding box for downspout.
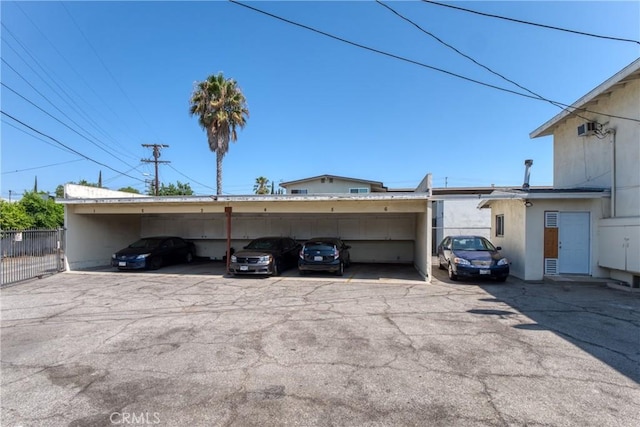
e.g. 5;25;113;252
608;129;617;217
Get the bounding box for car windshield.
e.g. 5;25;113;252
304;242;335;251
451;237;495;251
128;238;162;249
246;239;278;250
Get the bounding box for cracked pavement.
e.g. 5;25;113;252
1;265;639;426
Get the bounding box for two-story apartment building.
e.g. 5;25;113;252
480;58;640;286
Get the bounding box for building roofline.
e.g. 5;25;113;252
279;174;386;189
477;188;610;209
530;57;640;138
57;192;431;205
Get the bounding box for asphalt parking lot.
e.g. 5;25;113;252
2;264;639;426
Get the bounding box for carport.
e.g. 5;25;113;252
60;182;432;280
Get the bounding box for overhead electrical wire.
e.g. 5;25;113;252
1;21;136;157
2;58;143;165
421;0;640;45
1;159;86;175
60;2;162;143
229;0;640;123
375;1;594;123
1;119;79;156
2;82;145;172
1;110;145;183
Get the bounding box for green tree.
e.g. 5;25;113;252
189;72;249;195
0;200;33;230
19;191;64;228
152;181;194;196
253;176;271;195
118;186;141;194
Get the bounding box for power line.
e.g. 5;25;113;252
1;110;145;183
167;164;216;194
1;159;86;175
1;119;79;156
1;82;144;171
1;58;142;164
229;0;640;123
1;19;137;157
60;2;161;142
421;0;640;45
375;1;592;123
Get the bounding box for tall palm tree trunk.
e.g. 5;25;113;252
216;151;224;195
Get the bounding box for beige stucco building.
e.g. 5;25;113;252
480;58;640;286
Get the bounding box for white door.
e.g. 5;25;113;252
558;212;590;274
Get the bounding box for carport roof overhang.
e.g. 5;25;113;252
477;188;610;209
59;193;431;215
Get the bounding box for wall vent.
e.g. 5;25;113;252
545;212;558;228
544;258;558;275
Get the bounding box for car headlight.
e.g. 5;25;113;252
453;257;471;266
258;255;272;263
497;258;509;266
135;253;150;260
231;255;237;263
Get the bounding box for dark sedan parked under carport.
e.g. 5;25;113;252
111;236;196;270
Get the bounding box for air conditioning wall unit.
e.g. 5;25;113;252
577;121;598;137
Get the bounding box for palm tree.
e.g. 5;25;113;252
189;73;249;195
253;176;270;195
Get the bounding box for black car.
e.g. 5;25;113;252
111;236;196;270
229;237;301;276
298;237;351;276
437;235;509;282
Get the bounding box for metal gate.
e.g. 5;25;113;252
1;229;66;286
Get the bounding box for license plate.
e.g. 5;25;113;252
314;256;323;261
240;265;249;271
480;269;490;275
118;262;126;267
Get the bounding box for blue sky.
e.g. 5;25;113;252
1;1;638;198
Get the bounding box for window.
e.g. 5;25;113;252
495;214;504;237
349;188;369;194
291;189;308;194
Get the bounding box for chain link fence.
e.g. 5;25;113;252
1;229;66;286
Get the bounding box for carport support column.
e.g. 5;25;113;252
225;206;232;273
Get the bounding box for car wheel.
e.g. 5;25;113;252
336;262;344;276
185;252;194;264
299;269;307;276
438;256;446;270
149;256;163;270
496;276;508;283
448;263;458;281
272;261;280;276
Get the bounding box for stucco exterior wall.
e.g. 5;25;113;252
553;77;639;218
65;210;141;270
490;198;609;281
285;178;372;194
490;200;527;280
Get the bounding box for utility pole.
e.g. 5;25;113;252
141;144;170;196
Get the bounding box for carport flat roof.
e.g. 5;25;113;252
60;193;432;214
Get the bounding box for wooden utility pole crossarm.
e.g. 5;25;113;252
141;144;170;196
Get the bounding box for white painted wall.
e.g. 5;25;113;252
550;75;639;284
65;211;141;270
553;77;639;218
490;200;527;280
433;199;492;248
285;177;372;194
490;198;609;281
64;184;149;199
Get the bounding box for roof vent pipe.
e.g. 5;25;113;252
522;159;533;190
